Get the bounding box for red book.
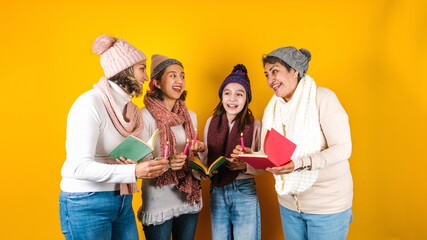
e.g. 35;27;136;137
238;128;297;169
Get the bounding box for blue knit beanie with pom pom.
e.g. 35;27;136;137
218;64;252;102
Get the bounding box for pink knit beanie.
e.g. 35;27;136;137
92;34;147;78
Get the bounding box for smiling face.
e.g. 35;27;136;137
264;62;299;102
222;82;247;122
110;60;148;97
130;60;148;97
153;64;185;108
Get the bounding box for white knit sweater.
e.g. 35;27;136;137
60;81;137;193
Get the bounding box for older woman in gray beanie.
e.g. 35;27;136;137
236;47;353;239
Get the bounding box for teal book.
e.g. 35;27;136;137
189;156;227;175
108;129;161;162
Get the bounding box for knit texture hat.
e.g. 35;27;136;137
218;64;252;102
267;46;311;77
150;54;183;80
92;34;147;78
149;54;183;91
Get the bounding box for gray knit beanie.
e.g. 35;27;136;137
150;54;183;80
267;46;312;77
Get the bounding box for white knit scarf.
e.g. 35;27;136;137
262;75;321;195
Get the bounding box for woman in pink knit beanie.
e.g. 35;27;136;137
59;35;168;240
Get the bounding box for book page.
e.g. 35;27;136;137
146;129;161;150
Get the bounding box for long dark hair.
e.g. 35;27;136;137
213;91;253;133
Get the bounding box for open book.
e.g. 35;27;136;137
108;129;161;162
238;128;296;169
189;156;227;175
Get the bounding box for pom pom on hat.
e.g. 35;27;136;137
218;64;252;102
92;34;116;55
232;64;248;75
299;48;311;62
93;34;147;78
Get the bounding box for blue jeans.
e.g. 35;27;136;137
279;205;353;240
210;178;261;240
142;212;199;240
59;191;139;240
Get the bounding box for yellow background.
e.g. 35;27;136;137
1;0;426;239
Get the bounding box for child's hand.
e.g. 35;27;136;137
190;140;207;153
230;145;252;158
169;154;187;170
225;157;247;171
197;170;217;180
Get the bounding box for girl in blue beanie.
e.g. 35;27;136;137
198;64;262;240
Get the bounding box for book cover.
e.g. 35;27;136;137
189;156;227;175
108;129;161;162
238;128;296;169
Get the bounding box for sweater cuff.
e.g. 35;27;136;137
292;156;312;172
116;164;137;183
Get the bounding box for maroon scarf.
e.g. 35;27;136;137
207;114;254;187
143;95;201;204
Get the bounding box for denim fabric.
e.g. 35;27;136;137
210;178;261;240
279;205;353;240
142;212;199;240
59;191;138;240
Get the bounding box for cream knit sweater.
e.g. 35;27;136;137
278;87;353;214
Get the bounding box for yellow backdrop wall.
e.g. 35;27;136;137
0;0;426;239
